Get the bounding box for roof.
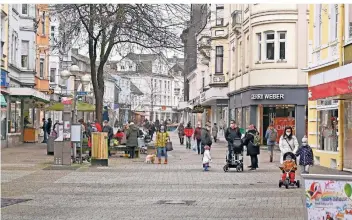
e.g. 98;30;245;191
130;82;143;96
126;53;159;62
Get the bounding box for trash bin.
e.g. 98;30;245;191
47;136;55;155
53;141;72;166
91;132;108;166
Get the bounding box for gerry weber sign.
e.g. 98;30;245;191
251;94;285;100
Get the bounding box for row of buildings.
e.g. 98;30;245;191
180;4;352;172
0;4;185;147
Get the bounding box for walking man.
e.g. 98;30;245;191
265;124;277;162
212;123;218;143
41;118;48;143
193;122;202;154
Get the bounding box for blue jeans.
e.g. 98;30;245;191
157;147;167;159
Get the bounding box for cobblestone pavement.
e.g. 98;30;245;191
1;132;350;220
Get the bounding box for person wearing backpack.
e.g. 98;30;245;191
278;126;299;164
265;124;278;163
242;124;260;171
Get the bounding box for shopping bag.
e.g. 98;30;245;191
166;141;173;151
192;141;197;152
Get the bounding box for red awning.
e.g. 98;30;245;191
309;76;352;100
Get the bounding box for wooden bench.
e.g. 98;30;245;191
110;145;140;158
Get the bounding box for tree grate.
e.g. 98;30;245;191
1;198;32;208
156;200;196;205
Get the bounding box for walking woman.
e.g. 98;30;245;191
279;126;299;164
156;125;170;164
178;122;185;145
243;124;260;171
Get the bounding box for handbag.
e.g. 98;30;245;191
166;139;173;151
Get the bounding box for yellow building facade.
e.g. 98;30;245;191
306;4;346;170
35;4;50;92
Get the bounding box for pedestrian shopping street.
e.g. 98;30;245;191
1;132;348;220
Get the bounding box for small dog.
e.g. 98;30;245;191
145;154;156;164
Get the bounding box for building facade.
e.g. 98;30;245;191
227;4;309;143
306;4;352;171
1;4;10;142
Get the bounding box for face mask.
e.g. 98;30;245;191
198;125;201;128
286;132;291;136
302;143;307;146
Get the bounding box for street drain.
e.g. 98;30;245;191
43;165;79;170
156;200;196;205
1;198;32;208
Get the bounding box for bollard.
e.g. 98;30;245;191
47;136;55;155
91;132;108;166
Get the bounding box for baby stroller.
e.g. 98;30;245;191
223;138;244;172
279;152;300;189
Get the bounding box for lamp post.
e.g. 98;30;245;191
60;65;91;163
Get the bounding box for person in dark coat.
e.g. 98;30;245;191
102;120;114;157
193;122;202;154
149;122;156;141
225;120;242;162
46;118;52;136
295;136;314;174
126;122;139;158
200;122;212;154
178;122;185;145
155;119;160;132
41;118;48;143
242;124;260;171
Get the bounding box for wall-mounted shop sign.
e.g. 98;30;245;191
251;94;285;100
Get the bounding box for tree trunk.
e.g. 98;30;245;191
95;90;103;125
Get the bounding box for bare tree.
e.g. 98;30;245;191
51;4;189;123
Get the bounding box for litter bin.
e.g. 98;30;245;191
54;141;71;165
47;136;55;155
91;132;108;166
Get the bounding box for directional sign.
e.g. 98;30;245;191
77;91;88;96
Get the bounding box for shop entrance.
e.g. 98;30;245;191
262;105;296;141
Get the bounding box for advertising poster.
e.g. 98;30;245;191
305;179;352;220
274;117;295;143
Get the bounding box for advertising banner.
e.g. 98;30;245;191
274;117;295;143
304;176;352;220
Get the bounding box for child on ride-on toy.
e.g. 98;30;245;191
279;152;297;185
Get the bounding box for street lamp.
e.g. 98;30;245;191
60;65;91;163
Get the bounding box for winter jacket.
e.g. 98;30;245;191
265;128;277;145
155;131;169;148
102;125;114;139
225;127;242;143
46;120;52;135
279;135;299;164
211;126;218;137
126;124;139;147
184;127;194;137
201;128;212;146
194;127;202;140
202;150;212;164
243;129;260;156
95;123;102;132
296;145;314;166
178;125;185;137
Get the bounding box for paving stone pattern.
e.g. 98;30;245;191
1;132;347;219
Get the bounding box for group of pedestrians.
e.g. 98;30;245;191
176;120;314;173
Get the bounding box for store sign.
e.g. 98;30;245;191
309;76;352;100
251;94;284;100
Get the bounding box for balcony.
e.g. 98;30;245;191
232;10;242;32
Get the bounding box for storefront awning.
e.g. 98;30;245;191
8;87;50;103
46;102;96;112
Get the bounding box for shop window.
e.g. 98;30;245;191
235;108;242;128
318;109;338;152
10;101;21;133
344;101;352;169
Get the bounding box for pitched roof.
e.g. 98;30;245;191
130;82;143;96
126;53;159;62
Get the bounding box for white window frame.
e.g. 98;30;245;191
257;33;262;61
39;58;44;78
21;40;29;69
330;4;338;42
264;31;275;61
315;4;322;48
50;68;56;83
277;31;287;61
345;4;352;45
